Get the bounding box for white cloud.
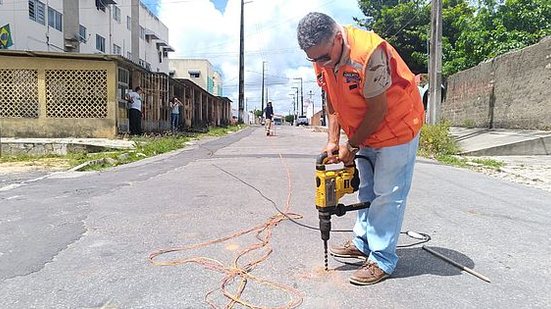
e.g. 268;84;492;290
159;0;365;115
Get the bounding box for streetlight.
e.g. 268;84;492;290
293;77;303;116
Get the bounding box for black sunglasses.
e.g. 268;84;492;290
306;53;332;63
306;35;339;63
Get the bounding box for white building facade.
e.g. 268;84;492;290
0;0;173;73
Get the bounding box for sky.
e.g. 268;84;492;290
157;0;366;116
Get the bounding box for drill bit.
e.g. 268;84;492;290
323;240;328;271
319;211;331;271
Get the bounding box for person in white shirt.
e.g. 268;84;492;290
127;86;143;135
170;97;183;132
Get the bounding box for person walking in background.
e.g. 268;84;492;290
297;12;424;285
127;86;144;135
170;96;183;132
264;101;274;136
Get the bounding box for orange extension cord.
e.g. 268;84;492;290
149;139;305;308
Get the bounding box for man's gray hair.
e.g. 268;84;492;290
297;12;338;50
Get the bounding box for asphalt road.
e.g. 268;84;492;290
0;125;549;308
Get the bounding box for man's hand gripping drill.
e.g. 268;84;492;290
315;151;370;271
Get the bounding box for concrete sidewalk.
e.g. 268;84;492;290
450;127;551;156
0;137;135;155
447;127;551;192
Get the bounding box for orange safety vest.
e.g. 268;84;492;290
315;26;424;148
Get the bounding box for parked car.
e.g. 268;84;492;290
296;116;309;126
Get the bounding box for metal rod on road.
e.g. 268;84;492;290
422;245;491;283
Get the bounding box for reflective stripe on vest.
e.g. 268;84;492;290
315;26;424;148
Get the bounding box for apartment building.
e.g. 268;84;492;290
0;0;173;73
169;59;223;96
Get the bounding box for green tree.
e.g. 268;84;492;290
355;0;551;76
356;0;471;74
357;0;429;73
444;0;551;74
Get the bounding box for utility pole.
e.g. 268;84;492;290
291;96;296;119
238;0;245;123
293;77;304;116
428;0;442;124
309;90;314;116
261;61;266;116
300;79;304;116
292;86;299;123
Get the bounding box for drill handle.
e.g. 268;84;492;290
334;201;371;217
316;151;339;166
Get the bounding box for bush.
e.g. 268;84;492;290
418;122;460;158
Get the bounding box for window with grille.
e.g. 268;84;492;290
139;26;145;40
113;6;121;23
95;0;106;11
28;0;45;25
47;7;62;31
113;44;121;55
117;68;129;101
45;70;108;119
79;25;87;42
126;16;131;30
96;34;105;52
0;69;39;119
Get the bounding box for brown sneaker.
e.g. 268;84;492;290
329;240;367;259
349;261;390;285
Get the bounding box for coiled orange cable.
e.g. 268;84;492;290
149;132;304;308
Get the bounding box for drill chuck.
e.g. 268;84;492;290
319;211;332;241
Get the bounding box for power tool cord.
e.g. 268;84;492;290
210;155;432;247
253;152;432;247
149;131;431;308
149;142;304;308
199;141;432;247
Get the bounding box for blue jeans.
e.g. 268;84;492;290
352;133;420;274
171;113;180;131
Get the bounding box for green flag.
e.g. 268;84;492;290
0;24;13;49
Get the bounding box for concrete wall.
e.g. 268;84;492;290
0;56;118;138
443;36;551;130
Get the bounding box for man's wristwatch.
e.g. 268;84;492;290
346;141;360;153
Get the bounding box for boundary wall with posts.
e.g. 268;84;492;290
442;36;551;130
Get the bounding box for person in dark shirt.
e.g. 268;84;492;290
264;101;274;136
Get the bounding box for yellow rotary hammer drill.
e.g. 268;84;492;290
315;152;371;270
